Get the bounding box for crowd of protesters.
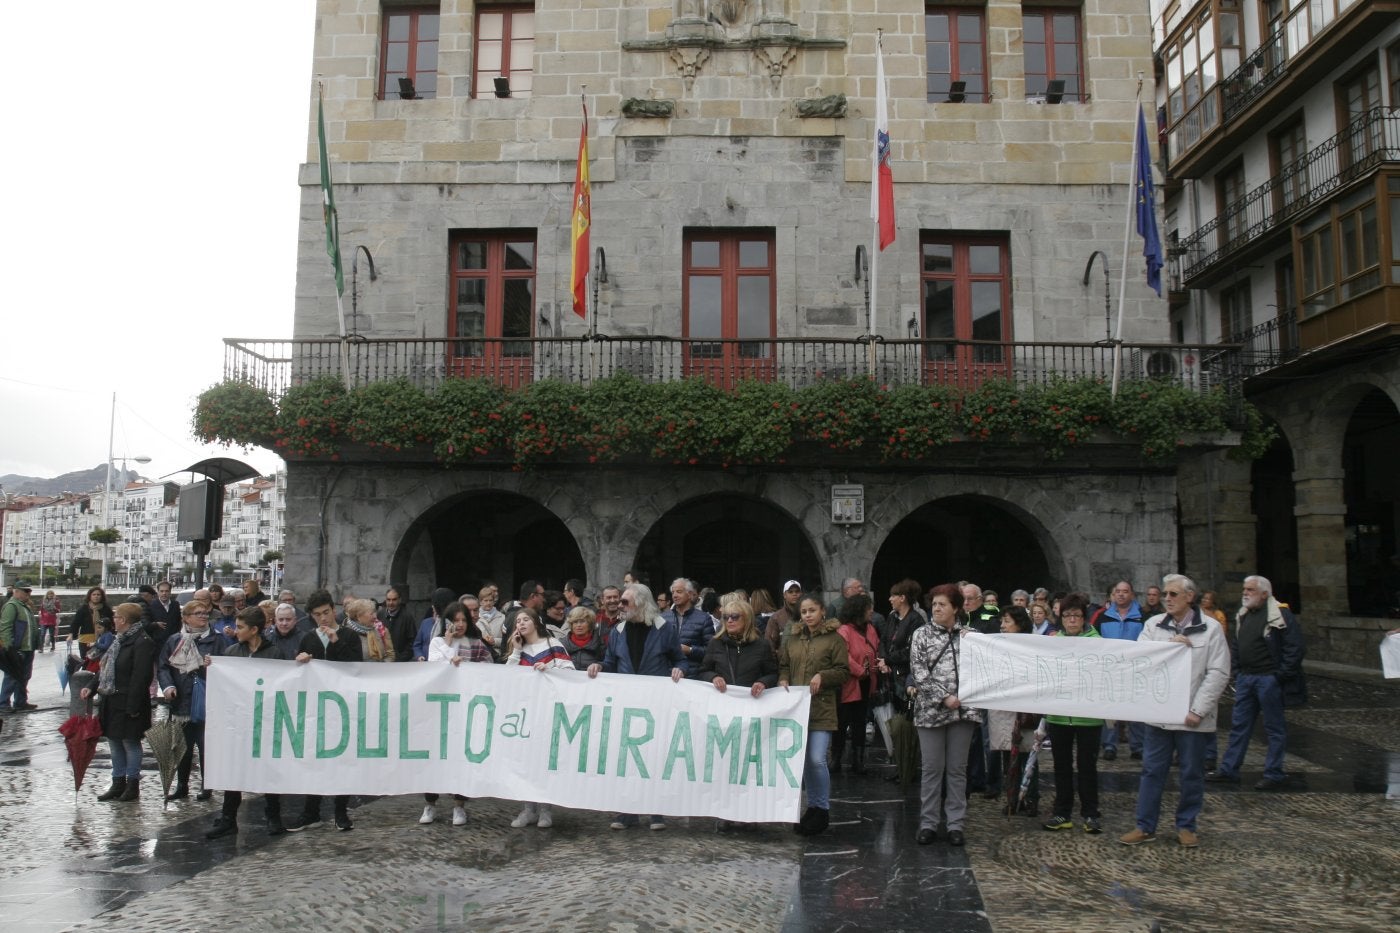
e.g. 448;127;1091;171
0;569;1309;850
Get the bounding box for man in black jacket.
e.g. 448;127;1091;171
287;589;362;831
1207;575;1305;791
378;583;416;663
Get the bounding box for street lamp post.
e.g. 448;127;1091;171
101;391;150;588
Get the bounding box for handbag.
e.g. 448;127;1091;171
189;676;207;723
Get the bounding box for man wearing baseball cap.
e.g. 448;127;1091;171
0;582;39;711
765;579;805;653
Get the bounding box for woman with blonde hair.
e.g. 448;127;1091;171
700;598;778;697
344;597;393;661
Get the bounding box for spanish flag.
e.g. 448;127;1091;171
570;99;591;318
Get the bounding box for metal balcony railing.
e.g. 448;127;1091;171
1180;107;1400;283
1231;309;1300;376
222;335;1244;400
1220;32;1289;123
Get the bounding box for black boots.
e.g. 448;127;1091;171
168;761;192;800
118;778;140;801
96;778;127;802
793;807;830;836
852;746;867;775
205;816;238;840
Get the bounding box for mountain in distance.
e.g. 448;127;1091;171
0;465;145;499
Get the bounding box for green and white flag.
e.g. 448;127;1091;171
317;89;344;297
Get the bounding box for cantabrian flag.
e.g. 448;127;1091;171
317;89;344;297
570;100;591;318
870;42;895;251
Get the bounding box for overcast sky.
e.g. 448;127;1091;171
0;1;316;487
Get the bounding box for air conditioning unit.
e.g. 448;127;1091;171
1131;347;1210;392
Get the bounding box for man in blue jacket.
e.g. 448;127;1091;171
665;577;712;676
587;582;683;830
1207;574;1305;791
1095;580;1146;760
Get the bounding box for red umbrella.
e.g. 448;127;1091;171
58;712;104;805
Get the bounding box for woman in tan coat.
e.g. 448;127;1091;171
779;593;849;836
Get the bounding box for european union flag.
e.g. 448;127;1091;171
1135;106;1163;297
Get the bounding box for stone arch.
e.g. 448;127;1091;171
858;473;1175;599
631;489;824;596
1250;423;1300;608
388;487;586;602
870;493;1064;602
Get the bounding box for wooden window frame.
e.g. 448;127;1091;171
920;233;1013;370
378;6;440;101
925;6;988;103
1022;7;1084;101
474;3;535;99
447;231;537;384
681;230;777;386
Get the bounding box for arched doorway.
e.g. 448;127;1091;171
633;494;822;597
1251;426;1300;609
1343;389;1400;616
871;496;1055;606
391;492;585;602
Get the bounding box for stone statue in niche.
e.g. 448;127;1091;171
707;1;750;28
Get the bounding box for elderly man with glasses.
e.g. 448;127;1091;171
1120;574;1229;849
586;582;683;830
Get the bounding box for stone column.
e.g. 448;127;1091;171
1177;450;1256;602
1292;468;1348;615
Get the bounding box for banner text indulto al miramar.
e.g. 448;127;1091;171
205;659;812;822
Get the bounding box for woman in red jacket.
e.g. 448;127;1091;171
832;594;886;775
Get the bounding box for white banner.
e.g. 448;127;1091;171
957;634;1191;723
205;659;811;822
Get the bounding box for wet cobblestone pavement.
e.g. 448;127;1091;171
1;662;1396;932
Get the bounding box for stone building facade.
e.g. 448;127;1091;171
278;1;1210;609
1157;0;1400;664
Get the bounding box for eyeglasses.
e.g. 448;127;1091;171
1164;590;1184;598
723;613;744;621
619;598;633;605
188;611;210;618
1060;612;1085;620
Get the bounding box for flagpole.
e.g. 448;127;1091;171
869;31;883;376
317;83;351;389
1110;81;1144;400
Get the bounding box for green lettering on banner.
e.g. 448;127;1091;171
251;684;265;758
317;691;350;759
426;693;461;759
464;695;495;764
661;711;695;781
595;699;613;775
705;715;742;784
738;716;764;786
616;708;654;779
549;703;591;773
273;691;306;759
768;717;804;788
398;693;430;760
357;692;389;758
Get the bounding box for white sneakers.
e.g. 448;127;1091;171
510;805;538;828
536;806;553;829
452;806;468;826
419;805;435;824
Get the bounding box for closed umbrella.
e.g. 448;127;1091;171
887;711;921;788
58;694;104;807
145;704;188;810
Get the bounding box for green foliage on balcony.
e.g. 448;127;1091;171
193;374;1270;467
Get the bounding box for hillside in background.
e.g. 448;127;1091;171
0;466;144;498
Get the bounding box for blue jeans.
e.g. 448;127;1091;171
1134;726;1207;833
804;730;832;810
1218;672;1288;781
108;737;144;780
1101;720;1143;754
0;650;35;707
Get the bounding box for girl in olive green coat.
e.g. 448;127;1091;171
779;594;850;835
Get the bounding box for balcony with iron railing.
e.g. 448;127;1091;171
1166;0;1400;178
1178;107;1400;288
222;334;1245;400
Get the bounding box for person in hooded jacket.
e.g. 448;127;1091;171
156;599;228;801
779;592;849;836
832;594;884;775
